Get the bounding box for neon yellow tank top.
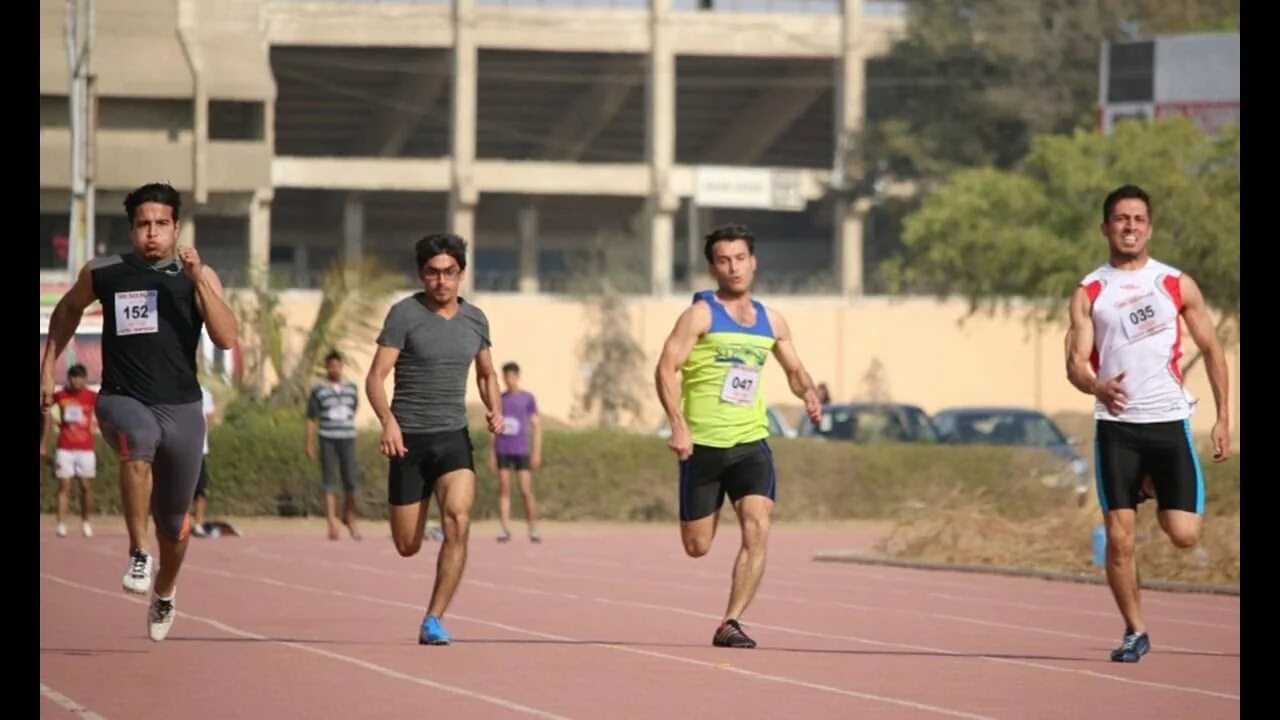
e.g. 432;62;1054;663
680;291;777;448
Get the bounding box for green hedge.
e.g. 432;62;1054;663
41;403;1240;522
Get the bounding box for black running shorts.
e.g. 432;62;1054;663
388;428;475;506
678;440;776;522
1095;419;1205;514
496;453;530;472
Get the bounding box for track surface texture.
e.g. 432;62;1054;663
40;519;1240;719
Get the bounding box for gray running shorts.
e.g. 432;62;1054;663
97;395;205;541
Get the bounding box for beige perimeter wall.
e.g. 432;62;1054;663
267;291;1241;444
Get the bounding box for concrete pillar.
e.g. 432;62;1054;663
294;244;310;288
248;187;273;290
343;193;364;266
835;200;869;296
835;0;866;296
687;205;714;290
449;197;476;293
177;0;208;204
451;0;478;295
178;215;196;248
517;204;539;293
648;206;674;295
647;0;676;296
685;199;699;290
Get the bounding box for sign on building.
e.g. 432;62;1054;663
1098;31;1239;134
694;166;807;211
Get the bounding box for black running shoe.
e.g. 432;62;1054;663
712;619;757;649
1110;631;1151;662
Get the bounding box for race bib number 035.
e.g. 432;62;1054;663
720;366;760;406
115;290;159;336
1115;290;1171;343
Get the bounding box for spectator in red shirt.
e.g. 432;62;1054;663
43;364;98;537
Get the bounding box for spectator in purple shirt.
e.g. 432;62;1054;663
487;362;542;543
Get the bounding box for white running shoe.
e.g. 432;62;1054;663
122;548;153;595
81;522;93;538
147;589;176;642
55;523;67;538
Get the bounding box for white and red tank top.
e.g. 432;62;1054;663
1081;258;1192;423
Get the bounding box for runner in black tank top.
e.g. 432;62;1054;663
94;252;204;405
39;183;239;643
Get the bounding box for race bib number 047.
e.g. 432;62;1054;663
115;290;159;336
720;366;760;406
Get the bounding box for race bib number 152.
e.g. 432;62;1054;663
115;290;159;336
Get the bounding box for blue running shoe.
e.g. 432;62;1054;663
419;615;451;646
1110;631;1150;662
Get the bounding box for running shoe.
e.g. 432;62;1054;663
1110;630;1150;662
712;619;757;649
122;548;153;595
147;590;177;642
419;615;452;646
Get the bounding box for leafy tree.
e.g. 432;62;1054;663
848;0;1240;191
568;234;649;429
882;117;1239;364
230;259;405;408
846;1;1237;292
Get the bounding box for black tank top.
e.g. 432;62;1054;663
90;253;204;405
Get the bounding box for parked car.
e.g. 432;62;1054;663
797;402;941;444
932;406;1089;494
656;405;797;440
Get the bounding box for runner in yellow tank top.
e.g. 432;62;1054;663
654;223;823;650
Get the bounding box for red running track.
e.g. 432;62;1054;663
40;523;1239;719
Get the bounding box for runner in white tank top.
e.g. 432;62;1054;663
1064;184;1232;664
1079;257;1194;424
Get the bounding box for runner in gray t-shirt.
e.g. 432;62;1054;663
366;232;504;647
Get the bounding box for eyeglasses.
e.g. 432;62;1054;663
424;266;461;280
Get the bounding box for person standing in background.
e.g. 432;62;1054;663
306;350;363;541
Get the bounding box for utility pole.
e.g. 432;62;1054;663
65;0;95;278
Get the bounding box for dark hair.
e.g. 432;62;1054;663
67;364;87;378
502;362;520;375
415;233;468;272
124;183;182;224
703;224;755;263
324;349;343;365
1103;184;1152;223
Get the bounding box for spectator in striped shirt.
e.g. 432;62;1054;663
306;350;362;541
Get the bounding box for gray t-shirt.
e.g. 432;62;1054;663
375;294;491;433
